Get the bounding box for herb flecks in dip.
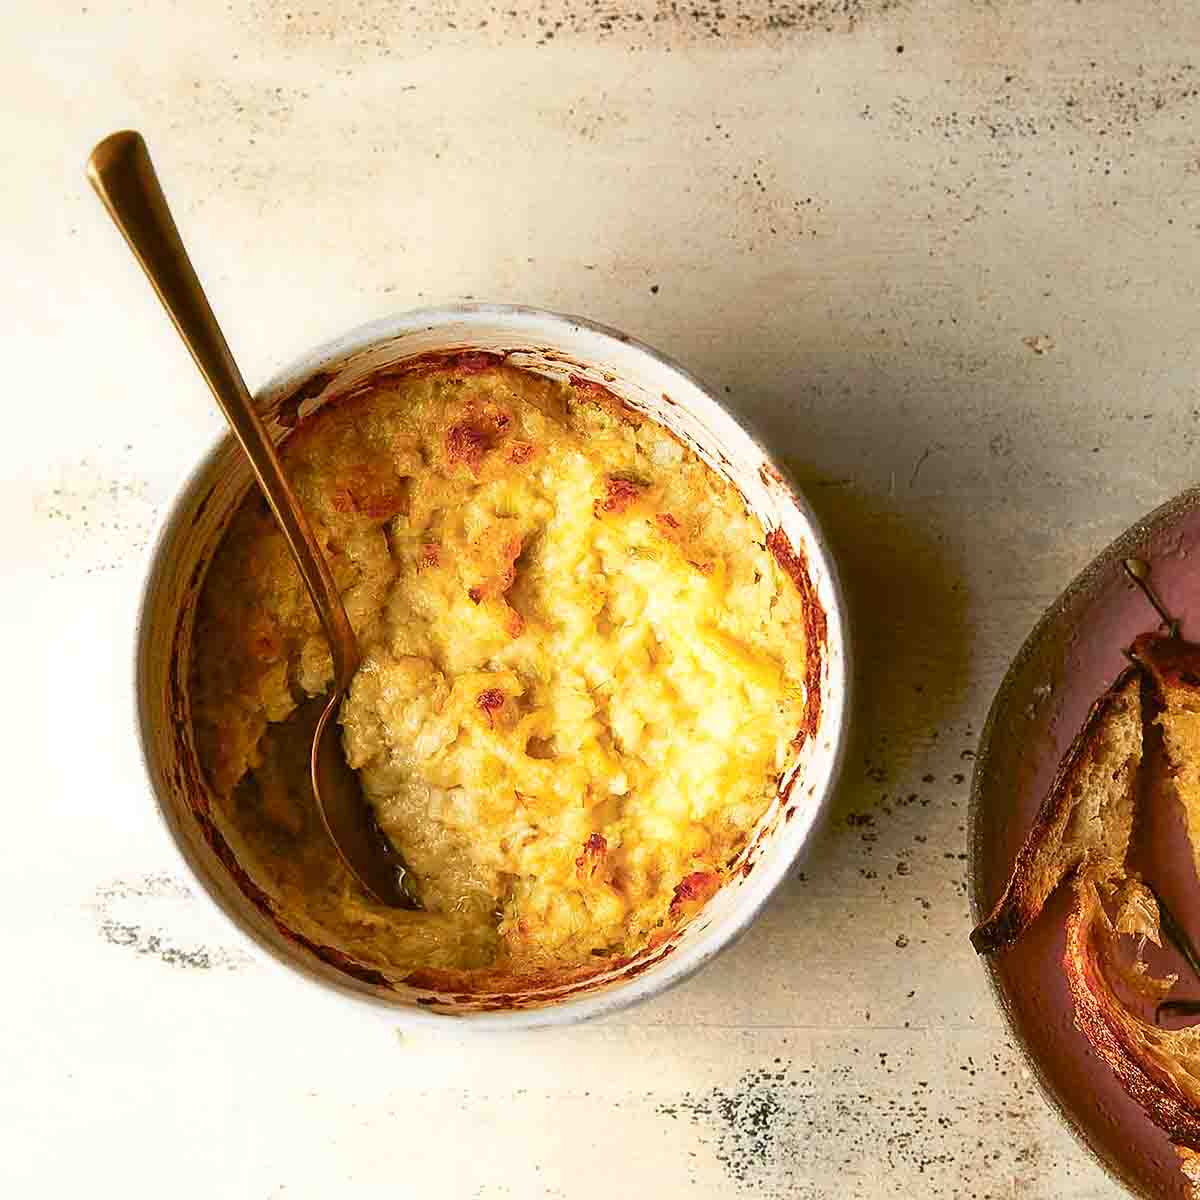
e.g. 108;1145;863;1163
190;362;812;987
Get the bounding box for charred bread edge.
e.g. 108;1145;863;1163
971;665;1142;955
1064;877;1200;1150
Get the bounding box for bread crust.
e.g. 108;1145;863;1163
978;632;1200;1194
1177;1145;1200;1196
971;666;1143;954
1131;631;1200;692
1064;876;1200;1152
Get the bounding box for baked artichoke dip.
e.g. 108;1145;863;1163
190;359;815;987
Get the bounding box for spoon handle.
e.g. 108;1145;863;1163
87;131;357;685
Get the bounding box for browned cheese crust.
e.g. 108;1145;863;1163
189;360;818;987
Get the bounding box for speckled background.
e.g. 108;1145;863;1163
6;1;1200;1195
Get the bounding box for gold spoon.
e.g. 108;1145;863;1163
88;131;419;909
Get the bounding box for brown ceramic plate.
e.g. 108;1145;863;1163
970;488;1200;1199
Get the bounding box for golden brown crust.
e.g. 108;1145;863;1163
1132;632;1200;691
191;360;817;989
401;921;687;996
667;869;722;921
764;529;826;748
567;372;643;427
1177;1146;1200;1197
594;475;649;518
971;666;1143;954
1064;877;1200;1151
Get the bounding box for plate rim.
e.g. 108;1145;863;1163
968;485;1200;1199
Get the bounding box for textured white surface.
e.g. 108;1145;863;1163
6;0;1200;1195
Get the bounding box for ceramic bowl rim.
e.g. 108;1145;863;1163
133;302;852;1030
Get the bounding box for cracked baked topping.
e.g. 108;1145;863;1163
190;359;814;986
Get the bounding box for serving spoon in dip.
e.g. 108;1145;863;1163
87;131;420;909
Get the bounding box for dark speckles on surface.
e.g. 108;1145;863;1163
849;57;1200;254
244;0;908;52
658;1064;791;1187
91;874;252;971
35;457;157;579
658;1055;1050;1195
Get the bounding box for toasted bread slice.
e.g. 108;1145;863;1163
1065;874;1200;1163
1181;1147;1200;1197
1132;634;1200;886
971;666;1143;954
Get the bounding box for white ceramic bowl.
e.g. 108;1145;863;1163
135;304;850;1028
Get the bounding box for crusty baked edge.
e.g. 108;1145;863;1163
971;665;1142;955
187;354;830;997
1064;875;1200;1152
